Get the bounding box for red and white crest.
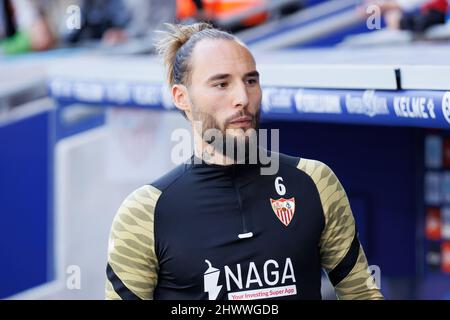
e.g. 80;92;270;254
270;197;296;226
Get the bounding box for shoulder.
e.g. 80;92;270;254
296;158;343;200
118;161;194;217
296;158;336;184
114;160;193;218
274;152;336;183
150;160;193;192
296;158;350;226
294;157;345;210
113;184;161;233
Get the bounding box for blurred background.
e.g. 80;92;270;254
1;0;450;300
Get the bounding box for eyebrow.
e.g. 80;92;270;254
206;71;260;83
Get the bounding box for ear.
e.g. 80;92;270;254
172;84;193;121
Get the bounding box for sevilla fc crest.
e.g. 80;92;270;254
270;197;295;226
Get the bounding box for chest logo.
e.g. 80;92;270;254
270;197;296;226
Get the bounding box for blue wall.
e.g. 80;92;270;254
0;111;53;298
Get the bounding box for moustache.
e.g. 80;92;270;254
225;111;256;127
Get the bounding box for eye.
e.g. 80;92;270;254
215;82;228;89
246;78;258;85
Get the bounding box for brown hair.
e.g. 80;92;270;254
155;22;243;88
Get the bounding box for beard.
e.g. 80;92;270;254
192;107;260;163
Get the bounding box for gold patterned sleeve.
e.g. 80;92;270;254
297;159;383;300
105;185;162;300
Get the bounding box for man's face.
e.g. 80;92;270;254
185;39;262;152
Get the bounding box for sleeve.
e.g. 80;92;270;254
396;0;428;12
297;159;384;300
123;0;176;38
193;0;204;10
11;0;40;30
105;184;162;300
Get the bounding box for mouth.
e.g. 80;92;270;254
228;116;252;128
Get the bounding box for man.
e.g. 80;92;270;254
64;0;130;44
105;22;383;300
0;0;54;54
361;0;448;32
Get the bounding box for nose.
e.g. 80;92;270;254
232;83;249;109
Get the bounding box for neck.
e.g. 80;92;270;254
193;127;245;165
194;139;237;166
